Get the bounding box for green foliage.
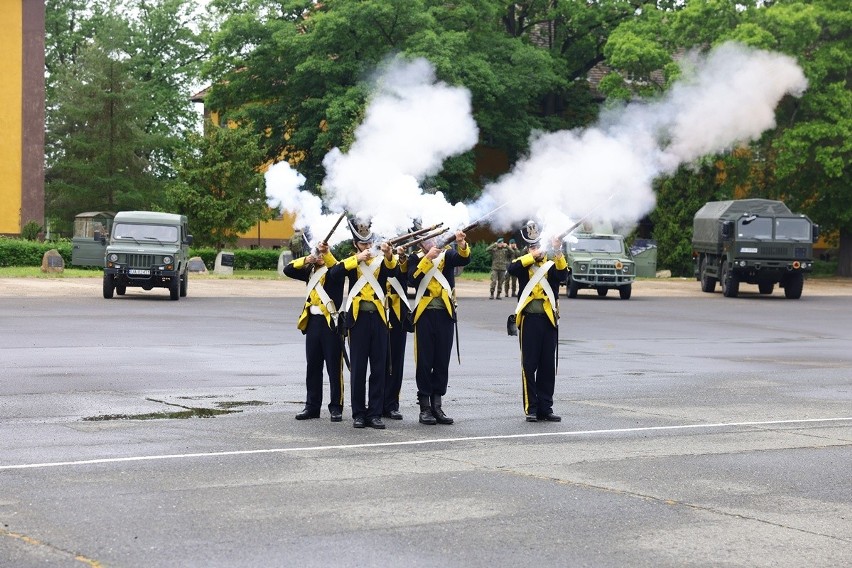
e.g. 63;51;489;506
0;238;73;267
21;221;43;241
466;241;492;273
187;247;281;271
165;125;273;250
651;161;731;277
44;0;207;236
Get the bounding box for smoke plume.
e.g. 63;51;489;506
267;42;806;247
475;41;808;239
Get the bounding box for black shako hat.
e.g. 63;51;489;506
519;219;541;246
348;216;374;243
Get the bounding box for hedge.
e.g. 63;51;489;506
0;237;73;267
0;236;493;273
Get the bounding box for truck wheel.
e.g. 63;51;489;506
567;276;579;299
180;272;188;297
619;284;632;300
103;274;115;299
700;258;716;293
597;288;608;297
169;275;180;301
758;282;774;295
116;284;126;296
783;272;804;299
721;262;739;298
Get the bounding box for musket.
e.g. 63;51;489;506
401;227;451;251
305;211;348;257
437;201;511;248
320;211;348;247
386;223;444;246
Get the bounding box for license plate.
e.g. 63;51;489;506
129;269;150;276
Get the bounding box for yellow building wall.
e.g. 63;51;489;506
0;2;23;234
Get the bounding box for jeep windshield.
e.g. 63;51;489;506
569;237;624;253
113;223;179;243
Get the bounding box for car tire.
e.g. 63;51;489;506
180;272;188;297
103;274;115;299
619;284;632;300
783;272;804;299
567;276;579;299
169;275;180;301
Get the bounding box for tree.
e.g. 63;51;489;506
203;0;569;200
45;32;165;235
45;0;208;234
165;123;273;250
603;1;850;276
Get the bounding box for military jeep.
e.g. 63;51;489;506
562;232;635;299
101;211;192;300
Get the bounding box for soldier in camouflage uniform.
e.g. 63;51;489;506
486;237;512;299
504;238;522;297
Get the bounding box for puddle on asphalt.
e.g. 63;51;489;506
83;398;270;421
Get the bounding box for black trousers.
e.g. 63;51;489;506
384;314;408;413
304;314;344;412
348;311;387;420
414;309;454;397
518;313;557;416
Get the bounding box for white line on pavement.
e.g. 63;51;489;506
2;416;850;471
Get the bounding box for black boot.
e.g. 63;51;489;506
418;394;437;425
431;394;454;425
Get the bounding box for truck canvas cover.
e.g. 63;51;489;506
693;199;793;246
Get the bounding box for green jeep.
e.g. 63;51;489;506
562;232;635;299
101;211;193;300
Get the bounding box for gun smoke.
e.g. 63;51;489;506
266;42;807;246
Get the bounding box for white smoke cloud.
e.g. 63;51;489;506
264;162;351;247
322;56;479;239
269;42;806;247
476;41;808;239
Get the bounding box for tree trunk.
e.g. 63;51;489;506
838;228;852;278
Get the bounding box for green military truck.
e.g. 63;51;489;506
101;211;193;300
563;232;635;299
692;199;819;299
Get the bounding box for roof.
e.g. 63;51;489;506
113;211;186;224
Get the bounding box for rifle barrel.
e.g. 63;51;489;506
404;228;450;250
387;223;444;246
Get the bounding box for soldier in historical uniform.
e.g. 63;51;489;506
383;243;412;421
507;220;568;422
327;217;397;429
407;229;470;425
486;237;512;300
282;239;345;422
504;238;522;298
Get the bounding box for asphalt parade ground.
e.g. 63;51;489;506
1;276;850;567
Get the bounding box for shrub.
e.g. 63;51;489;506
0;237;73;267
466;241;491;273
21;221;42;241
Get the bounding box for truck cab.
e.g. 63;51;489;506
101;211;192;300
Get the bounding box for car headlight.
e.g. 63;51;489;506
108;253;119;262
162;256;173;264
579;264;588;272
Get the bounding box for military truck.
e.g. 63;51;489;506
692;199;818;299
562;232;635;299
100;211;193;300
